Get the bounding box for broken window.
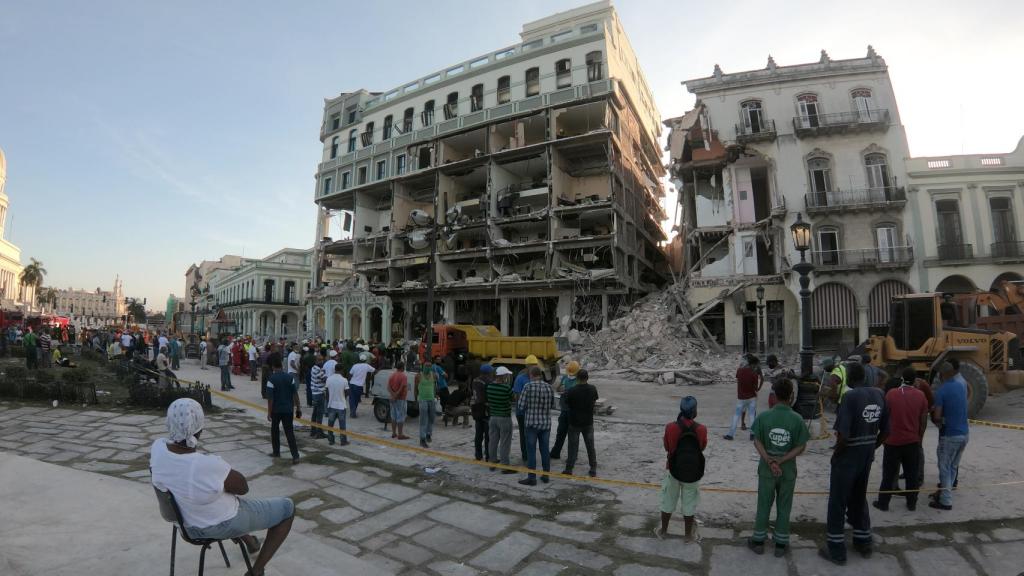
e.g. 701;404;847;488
497;76;510;105
525;67;540;97
361;121;374;147
347;129;357;153
402;108;414;133
740;100;764;133
797;94;820;128
555;58;572;88
421;100;435;127
471;84;484;112
807;156;832;202
383;115;393;140
817;227;840;265
330;136;339;159
444;92;459;119
585;51;603;81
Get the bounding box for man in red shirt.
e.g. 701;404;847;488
726;355;760;441
656;396;707;542
387;362;410;440
873;367;928;511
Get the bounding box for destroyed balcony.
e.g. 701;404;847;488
792;109;890;137
735;119;777;144
810;246;913;272
771;195;787;218
804;186;906;214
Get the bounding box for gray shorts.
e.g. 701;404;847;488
390;399;407;423
188;497;294;540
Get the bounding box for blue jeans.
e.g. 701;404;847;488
220;365;231;389
310;394;325;437
937;435;968;506
188;497;294;540
349;385;363;417
419;400;435;441
326;407;347;444
525;426;551;480
728;398;757;437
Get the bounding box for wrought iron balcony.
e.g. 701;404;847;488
735;119;777;143
805;186;906;213
810;246;914;271
936;243;973;261
991;240;1024;260
792;108;890;137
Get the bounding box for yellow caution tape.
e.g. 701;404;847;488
969;419;1024;431
138;365;1024;496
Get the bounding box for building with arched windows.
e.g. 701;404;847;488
0;147;38;312
667;48;915;353
310;1;668;340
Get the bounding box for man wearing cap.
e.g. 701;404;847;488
488;366;516;472
657;396;706;542
513;355;540;463
471;364;493;462
747;379;808;557
348;353;376;418
323;349;338;385
562;369;599;477
550;360;580;460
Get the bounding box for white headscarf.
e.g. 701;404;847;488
166;398;205;448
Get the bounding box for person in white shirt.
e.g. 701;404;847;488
199;339;208;370
120;332;133;356
325;363;350;446
347;359;376;418
248;342;259;382
323;350;338;384
158;333;169;353
150;399;294;576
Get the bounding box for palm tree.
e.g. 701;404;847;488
19;258;46;298
36;286;58;311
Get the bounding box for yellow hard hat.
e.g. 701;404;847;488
524;354;539;365
566;361;580;376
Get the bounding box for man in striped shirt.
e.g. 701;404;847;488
486;366;516;473
309;354;328;439
821;363;889;566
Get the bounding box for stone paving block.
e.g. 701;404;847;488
381;541;435;565
492;500;541;516
58;443;96;454
359;552;405;574
413;525;484;559
336;494;448;541
108;414;157;425
395;518;436;537
515;561;565;576
40;451;77;462
451;491;488;504
366;482;423;502
108;450;143;461
363;533;399;551
539;542;610;571
248;474;317;498
22;440;56;454
709;545;788;576
121;469;150;479
314;478;333;488
290;516;317;533
792;547;899;575
331;469;380;489
428;560;480;576
84;448;116;460
523;519;600;543
320;506;363;525
614;565;687;576
990;527;1024;541
323;484;393;513
615;535;702;564
291;463;336;481
553;511;596;525
325;453;361;464
362;465;393;477
912;531;950;542
616;514;647;530
71;461;129;472
297;497;324;511
429;501;517;538
470;532;543;574
968;542;1022;576
905;548;979;576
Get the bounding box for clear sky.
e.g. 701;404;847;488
2;0;1022;310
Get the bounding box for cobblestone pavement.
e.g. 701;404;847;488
2;400;1023;576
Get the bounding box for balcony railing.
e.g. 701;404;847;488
805;186;906;212
219;297;302;307
936;243;973;261
810;246;914;269
991;241;1024;259
735;119;777;143
793;108;890;136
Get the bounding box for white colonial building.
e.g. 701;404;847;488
54;277;126;326
905;136;1024;294
667;48;915;353
0;147;37;311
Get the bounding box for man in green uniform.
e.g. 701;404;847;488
747;379;808;557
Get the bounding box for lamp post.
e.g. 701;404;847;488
756;284;766;355
790;212;815;378
189;286;199;337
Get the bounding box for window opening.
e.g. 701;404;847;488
817;228;840;265
444;92;459;119
383;115;393;140
555;59;572;88
330;136;339;159
797;94;820;128
470;84;484;112
525;68;540;97
347;129;357;153
852;89;875;122
586;51;603;81
421;100;434;127
497;76;510;104
740;100;764;133
402;108;414;133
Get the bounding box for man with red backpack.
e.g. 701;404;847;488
655;396;706;542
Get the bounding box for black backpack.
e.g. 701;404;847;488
669;420;705;483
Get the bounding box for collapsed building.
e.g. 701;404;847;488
309;1;668;341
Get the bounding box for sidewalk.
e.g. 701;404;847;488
0;451;390;576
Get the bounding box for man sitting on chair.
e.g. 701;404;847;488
150;398;295;576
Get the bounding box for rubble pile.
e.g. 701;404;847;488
571;289;733;382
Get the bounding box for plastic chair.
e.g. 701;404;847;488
153;486;253;576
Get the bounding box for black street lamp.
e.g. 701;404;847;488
756;284;766;355
790;212;814;378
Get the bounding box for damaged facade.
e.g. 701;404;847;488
667;48;914;353
311;1;667;340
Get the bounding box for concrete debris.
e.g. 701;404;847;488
572;289;733;377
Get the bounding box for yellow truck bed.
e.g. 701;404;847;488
452;324;560;364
